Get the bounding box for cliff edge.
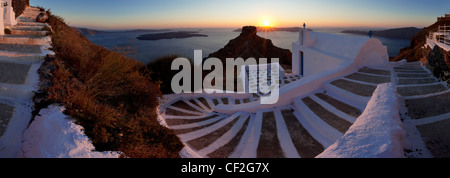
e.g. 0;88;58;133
392;15;450;85
392;15;450;64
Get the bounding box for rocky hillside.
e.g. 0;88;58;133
208;26;292;69
392;15;450;86
426;46;450;85
392;16;450;63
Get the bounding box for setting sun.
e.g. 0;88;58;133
263;20;271;27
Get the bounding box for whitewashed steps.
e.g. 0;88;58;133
0;6;51;157
397;62;450;158
279;108;324;158
159;62;450;158
358;68;391;76
416;118;450;158
164;99;207;117
0;61;31;85
405;91;450;120
0;34;51;45
12;25;45;31
329;79;377;97
0;55;43;64
314;93;362;118
256;111;284;158
301;97;353;134
0;43;42;54
0;102;15;138
10;30;47;37
344;72;391;84
398;84;447;96
16;21;47;27
395;63;448;96
181;113;246;154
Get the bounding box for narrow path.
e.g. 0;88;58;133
394;62;450;158
0;6;53;158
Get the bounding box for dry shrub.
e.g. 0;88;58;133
12;0;29;18
46;10;183;157
146;55;191;94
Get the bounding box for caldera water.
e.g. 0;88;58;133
85;28;410;65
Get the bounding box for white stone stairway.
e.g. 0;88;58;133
161;67;394;158
0;6;53;158
161;62;450;158
1;8;50;46
394;62;450;158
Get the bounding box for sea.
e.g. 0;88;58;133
85;27;410;65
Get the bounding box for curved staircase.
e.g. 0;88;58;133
160;60;450;158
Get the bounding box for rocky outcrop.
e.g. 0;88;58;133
426;46;450;86
36;12;48;23
207;26;292;69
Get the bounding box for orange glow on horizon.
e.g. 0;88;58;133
74;16;424;30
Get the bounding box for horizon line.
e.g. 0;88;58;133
74;25;425;31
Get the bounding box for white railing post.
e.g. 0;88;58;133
0;1;5;35
4;0;16;27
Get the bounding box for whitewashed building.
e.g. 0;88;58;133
0;0;17;35
292;27;389;77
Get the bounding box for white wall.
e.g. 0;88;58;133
291;41;301;75
317;83;405;158
292;30;390;77
353;38;389;68
302;47;350;76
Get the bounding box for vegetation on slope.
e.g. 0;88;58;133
147;55;188;94
12;0;29;18
392;17;450;63
45;10;183;158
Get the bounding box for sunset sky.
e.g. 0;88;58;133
31;0;449;29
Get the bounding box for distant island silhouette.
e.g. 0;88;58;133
75;27;170;35
74;27;209;40
136;31;208;41
341;27;421;39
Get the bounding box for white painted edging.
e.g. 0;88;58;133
317;83;406;158
0;98;33;158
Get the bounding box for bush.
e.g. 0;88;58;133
12;0;29;18
4;28;11;34
146;55;192;94
41;26;52;36
46;10;183;158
